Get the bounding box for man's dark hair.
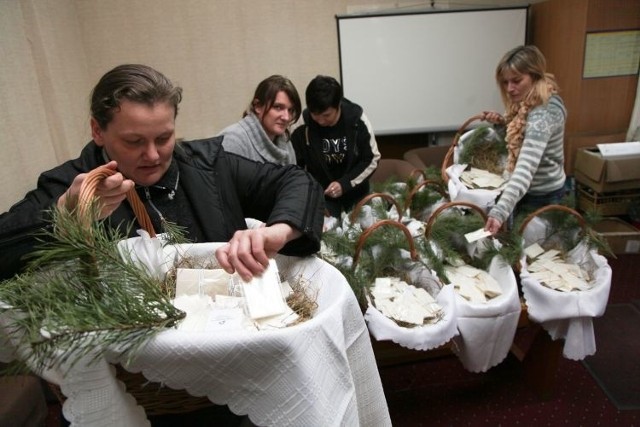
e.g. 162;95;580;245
305;75;343;114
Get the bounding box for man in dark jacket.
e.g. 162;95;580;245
291;75;380;218
0;64;324;281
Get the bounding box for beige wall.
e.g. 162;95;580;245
0;0;530;211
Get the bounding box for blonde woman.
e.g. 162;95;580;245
482;45;567;234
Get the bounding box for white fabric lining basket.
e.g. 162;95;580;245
517;206;612;361
356;219;460;351
424;200;521;372
442;116;506;213
450;255;521;373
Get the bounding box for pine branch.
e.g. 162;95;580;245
0;204;185;375
458;125;506;174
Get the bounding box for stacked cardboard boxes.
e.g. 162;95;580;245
574;145;640;215
573;144;640;254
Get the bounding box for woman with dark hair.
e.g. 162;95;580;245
482;45;567;234
218;75;301;165
0;64;324;281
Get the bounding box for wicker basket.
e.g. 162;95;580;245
50;165;215;416
519;204;586;234
353;219;418;266
354;219;443;325
441;114;485;183
404;179;448;221
424;200;488;240
576;183;640;217
516;204;587;273
350;192;404;225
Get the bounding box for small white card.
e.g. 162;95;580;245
240;260;288;320
465;228;492;243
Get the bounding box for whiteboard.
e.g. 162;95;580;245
337;7;528;135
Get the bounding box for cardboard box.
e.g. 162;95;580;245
565;132;627;176
593;217;640;255
573;146;640;193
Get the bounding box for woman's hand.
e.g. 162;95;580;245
324;181;343;199
57;161;135;219
481;111;506;125
215;223;302;281
484;216;503;235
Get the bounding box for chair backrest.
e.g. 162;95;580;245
371;158;416;183
403;145;450;170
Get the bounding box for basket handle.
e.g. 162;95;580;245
518;204;586;234
409;168;428;182
424;200;488;239
77;165;156;237
404;179;448;212
350;192;403;224
441;114;486;184
353;219;417;267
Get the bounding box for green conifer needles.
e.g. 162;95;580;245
0;204;185;374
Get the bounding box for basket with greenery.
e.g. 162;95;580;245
0;166;216;415
441;115;507;184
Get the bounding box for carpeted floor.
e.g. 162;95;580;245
583;303;640;410
381;351;640;426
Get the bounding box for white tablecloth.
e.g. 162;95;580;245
1;253;391;427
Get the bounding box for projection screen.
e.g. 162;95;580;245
337;7;528;135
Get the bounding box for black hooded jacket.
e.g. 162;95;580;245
291;99;380;216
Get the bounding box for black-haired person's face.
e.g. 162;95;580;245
310;107;340;127
91;100;176;187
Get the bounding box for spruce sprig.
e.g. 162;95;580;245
0;203;185;375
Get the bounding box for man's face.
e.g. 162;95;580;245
310;106;341;127
255;91;295;140
91;100;176;187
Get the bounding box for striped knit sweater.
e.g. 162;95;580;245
489;94;567;224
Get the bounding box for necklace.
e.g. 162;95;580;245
143;169;180;223
167;169;179;200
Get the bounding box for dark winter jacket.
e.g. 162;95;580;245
292;99;379;191
0;137;324;279
291;99;380;216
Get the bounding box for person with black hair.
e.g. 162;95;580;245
291;75;380;218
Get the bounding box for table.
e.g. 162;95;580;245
1;252;391;427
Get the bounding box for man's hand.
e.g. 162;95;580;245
215;223;302;281
57;161;135;219
324;181;343;199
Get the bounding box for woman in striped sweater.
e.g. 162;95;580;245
482;45;567;234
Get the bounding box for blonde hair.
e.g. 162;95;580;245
496;45;559;172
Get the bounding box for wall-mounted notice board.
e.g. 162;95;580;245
337;7;528;135
583;30;640;79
